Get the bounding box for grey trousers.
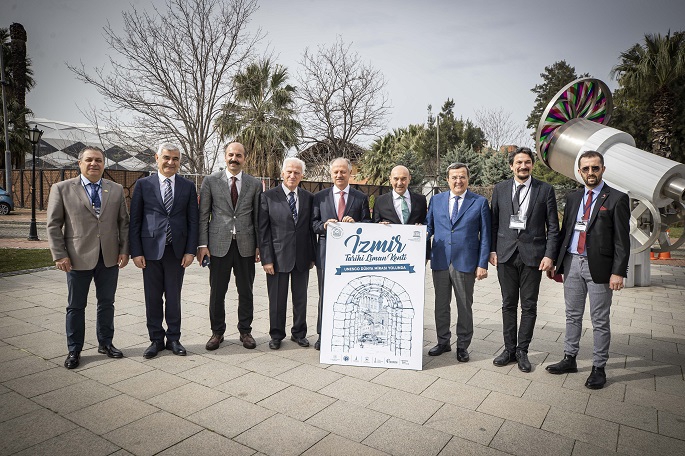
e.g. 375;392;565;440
562;254;613;367
433;266;475;349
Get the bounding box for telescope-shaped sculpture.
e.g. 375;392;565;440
535;77;685;255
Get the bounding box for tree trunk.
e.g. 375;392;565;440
9;23;27;169
651;88;673;159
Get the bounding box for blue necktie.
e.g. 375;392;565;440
163;178;173;244
288;191;298;223
450;196;460;224
89;183;101;214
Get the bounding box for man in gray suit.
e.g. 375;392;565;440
47;146;130;369
489;147;558;372
259;157;316;349
198;142;262;350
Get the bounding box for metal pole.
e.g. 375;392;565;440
28;140;38;240
1;46;12;196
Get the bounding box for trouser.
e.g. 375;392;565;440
497;251;542;353
562;254;612;367
142;244;185;342
432;265;475;349
267;268;309;340
65;253;118;352
208;240;255;335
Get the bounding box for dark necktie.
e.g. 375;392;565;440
163;178;173;244
337;191;346;221
288;191;298;223
230;176;238;207
89;183;101;214
577;191;592;254
450;195;460;224
513;184;525;214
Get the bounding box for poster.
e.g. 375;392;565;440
320;222;426;370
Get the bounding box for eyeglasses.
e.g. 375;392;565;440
580;166;601;173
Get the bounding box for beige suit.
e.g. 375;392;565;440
47;177;129;270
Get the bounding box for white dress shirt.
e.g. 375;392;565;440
392;190;412;223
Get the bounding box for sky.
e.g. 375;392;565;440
4;0;685;148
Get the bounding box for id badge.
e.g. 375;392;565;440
574;221;587;232
509;214;527;230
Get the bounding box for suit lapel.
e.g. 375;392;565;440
588;185;610;228
454;192;474;225
74;178;96;216
327;188;337;219
99;180;110;215
525;179;539;218
220;172;233;210
151;175;164;210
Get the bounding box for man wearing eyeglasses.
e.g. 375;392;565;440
426;162;491;362
545;150;630;389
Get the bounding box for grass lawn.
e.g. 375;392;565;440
0;249;54;273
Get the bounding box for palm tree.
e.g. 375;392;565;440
215;59;302;180
611;31;685;158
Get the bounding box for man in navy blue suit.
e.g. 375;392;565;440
426;162;491;362
129;143;199;359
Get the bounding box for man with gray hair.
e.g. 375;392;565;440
129;143;199;359
258;157;316;349
311;157;371;349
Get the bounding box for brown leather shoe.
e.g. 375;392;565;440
240;333;256;349
205;333;224;351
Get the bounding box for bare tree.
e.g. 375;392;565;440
296;37;390;160
474;107;529;152
68;0;261;174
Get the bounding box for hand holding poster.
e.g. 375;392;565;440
320;222;426;370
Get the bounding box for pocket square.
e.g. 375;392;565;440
599;206;608;211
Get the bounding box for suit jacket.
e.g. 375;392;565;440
311;186;371;268
258;186;316;273
47;176;129;270
372;190;427;225
555;183;630;284
490;178;559;267
129;174;199;261
426;190;491;273
199;170;262;258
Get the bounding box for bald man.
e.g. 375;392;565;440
372;165;427;225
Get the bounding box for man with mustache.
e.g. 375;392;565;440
489;147;558;373
198;142;262;351
47;146;130;369
545;150;630;389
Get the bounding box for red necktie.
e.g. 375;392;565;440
337;191;346;221
577;191;592;254
230;176;238;207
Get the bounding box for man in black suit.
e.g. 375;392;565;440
259;157;316;349
312;157;371;349
489;147;558;372
372;165;427;225
545;150;630;389
198;142;263;350
129;143;199;359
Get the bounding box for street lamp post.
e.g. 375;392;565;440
27;126;43;241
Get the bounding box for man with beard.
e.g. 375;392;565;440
198;142;262;351
489;147;558;372
545;150;630;389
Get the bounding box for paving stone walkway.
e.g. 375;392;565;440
1;260;684;455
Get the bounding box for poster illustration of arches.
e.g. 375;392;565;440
320;222;426;370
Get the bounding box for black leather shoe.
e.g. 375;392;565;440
269;339;281;350
290;336;310;347
516;349;531;373
456;348;469;362
585;366;606;389
98;344;123;358
64;351;80;369
166;340;187;356
545;354;578;374
143;341;165;359
428;344;452;356
315;339;321;350
493;349;517;366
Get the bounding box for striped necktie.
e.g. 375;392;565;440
163;178;173;244
288;191;298;223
